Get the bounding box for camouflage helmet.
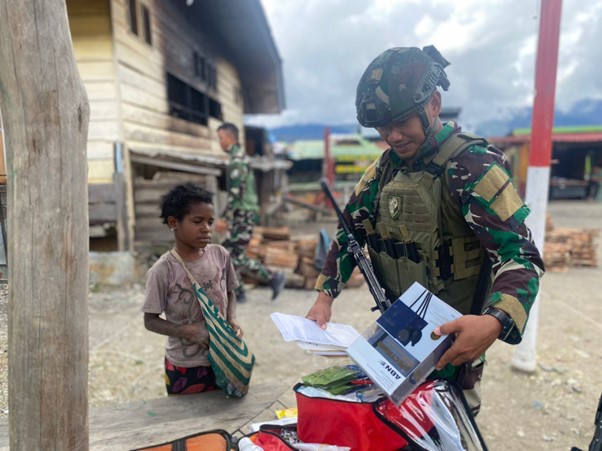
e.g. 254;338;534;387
355;45;450;128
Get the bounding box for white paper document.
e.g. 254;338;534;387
295;341;349;356
270;312;360;349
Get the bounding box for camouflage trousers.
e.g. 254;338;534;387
222;210;273;293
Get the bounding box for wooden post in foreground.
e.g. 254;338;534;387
0;0;91;448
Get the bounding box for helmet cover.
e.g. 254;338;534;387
356;46;450;128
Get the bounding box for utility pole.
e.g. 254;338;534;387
512;0;563;372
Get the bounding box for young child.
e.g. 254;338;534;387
142;183;240;395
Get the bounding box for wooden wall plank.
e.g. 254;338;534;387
68;0;121;187
119;83;166;114
116;64;166;98
67;0;110;15
72;37;113;60
90;101;120;121
84;81;118;101
124;123;209;149
126;140;216;155
87;121;121;141
89;160;115;183
87;142;114;160
76;61;115;81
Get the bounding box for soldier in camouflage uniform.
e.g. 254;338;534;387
306;46;544;413
217;123;286;304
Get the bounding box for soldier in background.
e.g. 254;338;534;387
306;46;545;414
215;123;286;304
588;164;602;201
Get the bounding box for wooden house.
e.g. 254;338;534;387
66;0;286;252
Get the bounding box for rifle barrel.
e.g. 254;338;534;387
320;179;392;313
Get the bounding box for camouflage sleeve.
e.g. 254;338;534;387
314;160;381;298
224;159;247;220
448;145;545;342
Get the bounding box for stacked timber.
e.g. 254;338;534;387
564;228;599;267
544;222;599;271
546;213;555;234
245;226;364;290
543;241;571;272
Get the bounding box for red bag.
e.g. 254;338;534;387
296;380;487;451
245;424;296;451
294;383;408;451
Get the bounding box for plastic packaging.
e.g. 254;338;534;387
293;445;351;451
238;437;264;451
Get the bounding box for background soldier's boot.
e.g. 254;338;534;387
270;271;286;300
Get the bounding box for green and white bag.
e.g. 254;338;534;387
171;250;255;397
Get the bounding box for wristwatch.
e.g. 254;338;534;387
482;307;515;342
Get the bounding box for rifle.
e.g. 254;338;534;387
588;393;602;451
572;392;602;451
320;179;392;314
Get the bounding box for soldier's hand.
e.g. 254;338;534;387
306;292;334;330
433;315;502;370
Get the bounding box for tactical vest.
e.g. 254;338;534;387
365;133;489;314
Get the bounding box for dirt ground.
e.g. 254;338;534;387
0;200;601;450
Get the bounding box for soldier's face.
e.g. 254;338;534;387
217;130;235;152
376;115;425;159
376;92;442;159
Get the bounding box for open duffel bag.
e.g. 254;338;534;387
239;423;297;450
295;379;488;451
130;428;236;451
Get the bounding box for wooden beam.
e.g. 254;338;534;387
0;382;291;450
130;154;222;176
284;195;333;215
0;1;90;448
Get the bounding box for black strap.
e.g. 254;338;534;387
470;256;492;315
426;133;489;177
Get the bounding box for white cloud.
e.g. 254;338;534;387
250;0;602;132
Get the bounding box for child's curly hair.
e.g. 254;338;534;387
160;183;214;224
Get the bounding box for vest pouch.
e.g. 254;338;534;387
368;243;431;300
397;254;431;295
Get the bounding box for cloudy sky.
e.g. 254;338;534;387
246;0;602;133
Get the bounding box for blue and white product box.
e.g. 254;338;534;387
346;282;462;405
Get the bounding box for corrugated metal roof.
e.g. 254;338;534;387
513;125;602;135
181;0;285;114
489;132;602;145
